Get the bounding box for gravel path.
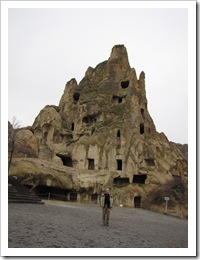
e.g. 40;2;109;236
8;201;188;248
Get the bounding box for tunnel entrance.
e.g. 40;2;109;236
134;196;141;208
56;154;73;167
31;185;69;201
113;177;129;185
132;174;147;184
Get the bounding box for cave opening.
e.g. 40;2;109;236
140;123;144;134
117;159;122;171
71;123;74;131
145;159;155;166
113;177;129;185
117;129;121;138
121;80;129;89
57;154;73;167
132;174;147;184
83;115;97;125
113;95;124;104
73;93;80;103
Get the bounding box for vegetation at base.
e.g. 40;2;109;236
147;177;188;208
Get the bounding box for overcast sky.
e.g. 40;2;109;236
8;4;189;144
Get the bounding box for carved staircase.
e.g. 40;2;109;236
8;176;44;204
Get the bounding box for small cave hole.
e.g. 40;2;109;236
121;80;129;89
73;93;80;104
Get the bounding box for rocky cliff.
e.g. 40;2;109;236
9;45;188;217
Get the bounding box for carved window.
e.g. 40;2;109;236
88;158;95;170
117;159;122;171
140;123;144;134
113;177;129;185
117;129;121;138
132;174;147;184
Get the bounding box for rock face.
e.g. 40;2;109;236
9;45;188;216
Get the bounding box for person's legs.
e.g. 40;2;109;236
102;207;106;225
106;208;110;226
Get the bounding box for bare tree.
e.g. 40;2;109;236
8;116;21;173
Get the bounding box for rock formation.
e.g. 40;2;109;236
9;45;188;217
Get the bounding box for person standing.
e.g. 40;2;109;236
101;188;113;226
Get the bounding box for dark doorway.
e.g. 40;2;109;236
57;154;73;167
88;159;95;170
70;191;77;201
117;159;122;171
133;174;147;184
113;177;129;185
71;123;74;131
91;193;98;203
134;196;141;208
121;80;129;89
